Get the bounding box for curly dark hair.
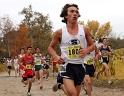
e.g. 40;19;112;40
102;38;107;42
20;48;24;51
60;3;81;24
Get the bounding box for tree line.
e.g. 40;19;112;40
0;5;124;57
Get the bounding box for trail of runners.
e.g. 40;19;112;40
0;71;123;96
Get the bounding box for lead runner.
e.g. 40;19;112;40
48;3;95;96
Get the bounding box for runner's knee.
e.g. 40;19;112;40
67;90;77;96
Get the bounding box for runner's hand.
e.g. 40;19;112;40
54;55;64;64
78;46;87;58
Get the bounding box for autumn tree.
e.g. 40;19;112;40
9;23;31;56
19;5;53;53
79;20;112;40
0;15;14;57
0;15;31;56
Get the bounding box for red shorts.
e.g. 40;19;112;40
22;69;34;78
53;62;57;66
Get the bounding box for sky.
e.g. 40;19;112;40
0;0;124;37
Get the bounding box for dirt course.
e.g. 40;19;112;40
0;71;123;96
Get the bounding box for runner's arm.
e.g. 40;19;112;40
108;46;114;55
85;27;95;53
48;29;64;64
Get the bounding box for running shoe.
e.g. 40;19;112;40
27;92;31;96
52;83;58;92
40;86;43;89
108;81;113;85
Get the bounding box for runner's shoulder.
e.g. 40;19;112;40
54;28;62;37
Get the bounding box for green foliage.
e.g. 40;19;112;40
108;38;124;49
19;5;53;53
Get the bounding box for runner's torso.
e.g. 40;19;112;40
34;54;42;65
18;54;25;69
60;24;87;64
14;59;18;66
7;60;12;66
45;58;50;65
23;54;34;70
100;45;110;58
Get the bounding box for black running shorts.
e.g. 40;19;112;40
60;63;85;85
84;64;95;77
7;66;12;69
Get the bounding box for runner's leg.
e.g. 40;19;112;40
63;78;78;96
39;69;43;89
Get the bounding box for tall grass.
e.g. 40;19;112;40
0;63;7;73
95;48;124;80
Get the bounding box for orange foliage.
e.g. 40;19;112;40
10;23;31;56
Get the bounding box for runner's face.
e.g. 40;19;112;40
103;39;108;45
46;54;49;58
27;48;32;54
65;6;79;23
21;49;24;54
36;48;40;53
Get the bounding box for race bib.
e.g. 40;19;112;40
86;58;94;65
36;59;41;64
8;63;11;66
8;62;12;66
15;63;18;66
103;53;108;58
67;44;81;59
26;64;32;69
60;64;66;73
46;62;50;65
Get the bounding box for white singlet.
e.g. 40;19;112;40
7;60;12;66
60;24;87;64
34;54;42;65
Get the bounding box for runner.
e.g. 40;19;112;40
33;47;43;89
48;3;95;96
96;38;114;85
18;48;25;77
6;57;13;76
83;37;99;96
44;53;51;80
13;56;19;77
51;56;58;77
20;46;34;96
